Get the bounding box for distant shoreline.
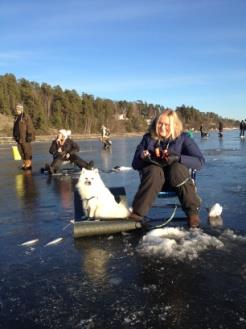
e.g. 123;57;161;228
0;128;239;145
0;132;143;145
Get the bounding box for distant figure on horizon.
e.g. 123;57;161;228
239;120;245;137
13;103;35;170
46;129;94;174
200;124;209;138
218;121;223;138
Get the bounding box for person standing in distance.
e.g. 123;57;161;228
240;120;245;137
218;121;223;138
13;103;35;170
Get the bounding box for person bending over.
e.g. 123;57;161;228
129;109;205;228
48;129;94;174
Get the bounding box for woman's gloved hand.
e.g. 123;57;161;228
167;154;180;165
141;150;151;159
162;153;180;166
141;150;180;167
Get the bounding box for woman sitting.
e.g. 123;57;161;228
47;129;94;174
129;109;205;228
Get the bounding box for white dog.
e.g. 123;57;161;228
76;168;130;219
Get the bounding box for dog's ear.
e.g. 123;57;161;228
93;168;99;174
81;168;86;174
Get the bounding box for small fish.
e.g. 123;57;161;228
208;203;223;217
20;239;39;247
44;237;63;247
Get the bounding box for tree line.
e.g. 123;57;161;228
0;73;238;135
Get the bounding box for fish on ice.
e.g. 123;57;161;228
20;239;39;247
44;237;63;247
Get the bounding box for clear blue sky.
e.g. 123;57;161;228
1;0;246;120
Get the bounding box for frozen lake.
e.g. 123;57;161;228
0;130;246;329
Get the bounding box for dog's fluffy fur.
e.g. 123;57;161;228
76;168;130;219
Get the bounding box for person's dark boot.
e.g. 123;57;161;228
187;214;200;228
47;165;55;175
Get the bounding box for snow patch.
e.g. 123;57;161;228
138;227;224;260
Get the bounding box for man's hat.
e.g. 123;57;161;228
16;103;24;111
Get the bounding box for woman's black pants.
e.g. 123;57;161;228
132;163;201;217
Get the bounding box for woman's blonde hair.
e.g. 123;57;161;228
149;109;183;140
